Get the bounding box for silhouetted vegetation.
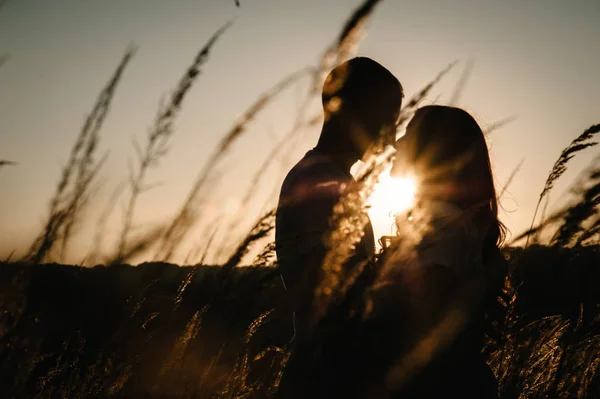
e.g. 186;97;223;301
1;0;599;397
0;159;17;168
0;243;599;397
26;48;136;264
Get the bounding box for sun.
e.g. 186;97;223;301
367;166;417;222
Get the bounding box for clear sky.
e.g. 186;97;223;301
1;0;599;264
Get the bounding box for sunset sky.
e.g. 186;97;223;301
1;0;599;264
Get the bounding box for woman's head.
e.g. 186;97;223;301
392;105;504;249
393;106;492;206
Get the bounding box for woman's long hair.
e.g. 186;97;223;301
392;106;509;347
393;105;506;262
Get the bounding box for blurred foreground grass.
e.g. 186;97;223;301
0;244;599;398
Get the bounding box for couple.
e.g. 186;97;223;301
275;57;507;398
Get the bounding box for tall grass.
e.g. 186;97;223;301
153;0;388;264
155;67;311;262
0;54;8;69
2;0;599;397
113;22;232;264
447;58;474;107
395;61;457;127
0;159;17;168
26;47;136;264
552;158;600;247
526;124;600;246
498;158;525;199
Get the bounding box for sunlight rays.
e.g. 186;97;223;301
367;167;417;224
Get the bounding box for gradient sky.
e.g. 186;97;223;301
1;0;599;264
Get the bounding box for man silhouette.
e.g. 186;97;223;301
275;57;403;340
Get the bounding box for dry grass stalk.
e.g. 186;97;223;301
315;0;383;92
59;152;110;258
253;241;277;267
159;307;208;377
498;158;525;199
331;0;381;63
182;215;223;265
552;161;600;247
2;250;15;262
197;216;224;265
0;160;17;168
220;310;274;398
0;54;8;68
527;123;600;246
509;207;569;245
26;47;136;264
222;209;275;273
109;223;165;265
396;62;457;128
484;115;517;135
575;216;600;246
540;124;600;200
216;1;386;256
168;0;384;263
155;68;310;261
116;21;232;260
87;180;127;264
447;59;474;107
215;108;314;255
313;145;392;324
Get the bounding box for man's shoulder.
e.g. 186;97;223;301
278;150;349;213
283;150;347;189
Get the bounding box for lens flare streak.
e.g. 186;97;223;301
368;169;416;220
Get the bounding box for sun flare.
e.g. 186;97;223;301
368;168;417;220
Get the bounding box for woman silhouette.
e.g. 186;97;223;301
369;105;507;398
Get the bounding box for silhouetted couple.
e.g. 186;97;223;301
274;57;507;398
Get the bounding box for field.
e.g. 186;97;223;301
1;0;600;397
0;244;599;398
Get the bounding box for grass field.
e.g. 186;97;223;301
1;0;599;397
0;244;599;397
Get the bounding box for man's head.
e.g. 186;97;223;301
319;57;403;160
